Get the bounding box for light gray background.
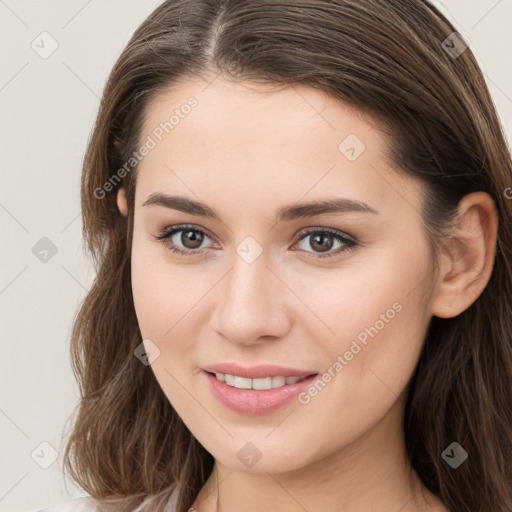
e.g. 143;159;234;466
1;1;511;511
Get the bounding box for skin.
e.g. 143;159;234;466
116;74;498;512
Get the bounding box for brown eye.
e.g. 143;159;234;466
295;228;358;259
155;224;213;256
179;229;205;249
308;233;335;253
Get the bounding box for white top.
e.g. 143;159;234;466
33;496;98;511
33;491;179;512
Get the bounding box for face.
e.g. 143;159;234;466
123;75;439;474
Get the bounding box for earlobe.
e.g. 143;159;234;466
117;187;128;217
431;192;498;319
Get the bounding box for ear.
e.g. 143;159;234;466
431;191;498;318
116;187;128;217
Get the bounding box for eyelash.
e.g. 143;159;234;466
154;224;358;260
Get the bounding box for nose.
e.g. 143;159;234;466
209;251;292;346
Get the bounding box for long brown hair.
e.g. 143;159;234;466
62;1;512;511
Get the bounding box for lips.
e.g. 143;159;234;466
202;362;317;380
203;371;320;415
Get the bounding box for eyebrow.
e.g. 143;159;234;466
142;193;379;222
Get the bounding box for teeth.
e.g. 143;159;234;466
213;373;304;390
234;376;252;389
253;377;272;390
272;376;286;388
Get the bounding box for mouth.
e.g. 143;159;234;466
204;371;317;391
202;368;320;415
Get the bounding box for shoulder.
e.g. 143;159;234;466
32;496;99;512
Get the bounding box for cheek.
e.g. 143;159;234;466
131;232;195;337
130;242;204;410
296;244;433;420
287;238;430;344
297;296;428;457
130;235;218;376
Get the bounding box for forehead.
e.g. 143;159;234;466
141;76;378;151
134;75;421;215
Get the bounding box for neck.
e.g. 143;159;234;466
192;396;446;512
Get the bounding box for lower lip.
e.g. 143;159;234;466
203;371;319;415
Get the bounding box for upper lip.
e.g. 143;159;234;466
202;363;318;379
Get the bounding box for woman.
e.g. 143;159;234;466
36;0;512;511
